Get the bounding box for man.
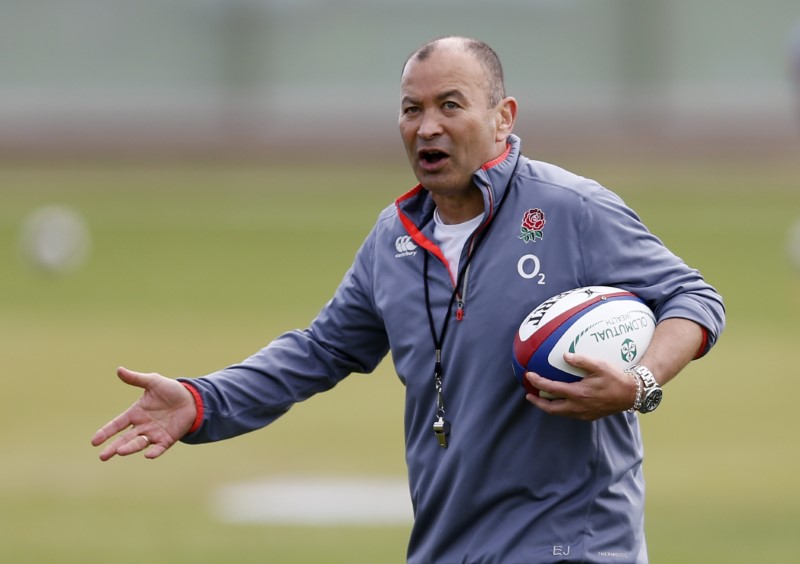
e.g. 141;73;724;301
92;37;725;563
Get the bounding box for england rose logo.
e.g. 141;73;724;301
519;208;546;243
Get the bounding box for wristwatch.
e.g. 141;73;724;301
627;365;663;414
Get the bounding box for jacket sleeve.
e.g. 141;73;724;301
577;182;726;357
179;226;389;444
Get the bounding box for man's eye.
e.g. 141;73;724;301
443;101;459;110
403;106;420;115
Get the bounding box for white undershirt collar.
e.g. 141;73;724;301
433;209;484;282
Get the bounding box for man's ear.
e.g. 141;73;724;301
495;97;518;142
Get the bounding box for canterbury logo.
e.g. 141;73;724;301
395;235;418;257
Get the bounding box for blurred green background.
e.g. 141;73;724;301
2;1;800;562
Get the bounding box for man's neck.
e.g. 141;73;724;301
431;187;484;225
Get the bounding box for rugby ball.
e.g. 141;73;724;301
512;286;656;397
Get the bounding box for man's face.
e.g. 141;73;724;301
399;47;507;197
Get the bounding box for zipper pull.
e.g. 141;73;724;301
455;263;470;322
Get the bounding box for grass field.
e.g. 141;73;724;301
1;156;799;563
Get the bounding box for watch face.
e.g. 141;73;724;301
641;389;663;413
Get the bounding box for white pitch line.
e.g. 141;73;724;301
212;476;413;526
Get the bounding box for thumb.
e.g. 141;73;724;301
563;352;592;372
116;366;156;390
563;352;604;377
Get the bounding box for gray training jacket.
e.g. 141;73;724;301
181;135;725;563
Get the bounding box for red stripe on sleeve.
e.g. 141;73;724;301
180;381;204;434
694;327;709;359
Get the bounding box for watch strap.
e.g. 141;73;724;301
626;364;662;414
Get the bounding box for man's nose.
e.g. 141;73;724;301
417;111;443;139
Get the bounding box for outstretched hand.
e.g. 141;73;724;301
91;367;197;461
524;353;636;421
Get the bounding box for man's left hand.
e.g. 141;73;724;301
524;352;636;421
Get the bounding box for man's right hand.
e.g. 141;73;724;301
90;367;197;461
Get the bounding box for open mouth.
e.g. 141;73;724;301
418;149;449;168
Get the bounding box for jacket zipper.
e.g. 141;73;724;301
455;266;468;321
455;237;477;321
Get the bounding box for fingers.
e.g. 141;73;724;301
97;430;157;461
524;373;591;419
91;366;163;461
523;353;626;421
90;368;147;448
561;352;602;374
525;390;564;416
525;371;572;400
523;353;599;398
116;366;156;390
91;410;132;448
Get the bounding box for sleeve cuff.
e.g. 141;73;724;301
694;327;709;359
180;381;204;434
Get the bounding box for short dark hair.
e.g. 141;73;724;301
403;36;507;107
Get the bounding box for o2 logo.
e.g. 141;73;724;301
517;254;546;284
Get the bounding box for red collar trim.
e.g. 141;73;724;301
394;184;453;284
481;143;511;171
396;183;424;205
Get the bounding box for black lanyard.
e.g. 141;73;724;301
423;249;469;448
421;175;514;448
